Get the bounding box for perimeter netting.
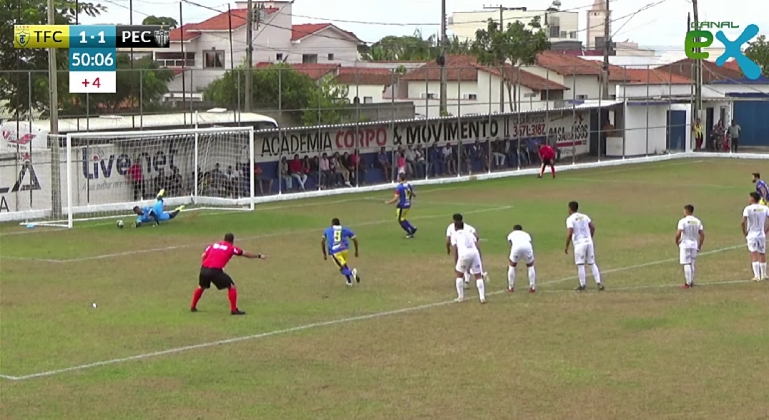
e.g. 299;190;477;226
26;127;254;228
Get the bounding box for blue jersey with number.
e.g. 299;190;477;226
395;182;413;209
757;180;769;201
323;226;355;254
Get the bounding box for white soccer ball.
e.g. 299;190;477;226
116;220;124;228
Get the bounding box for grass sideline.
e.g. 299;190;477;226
3;158;769;419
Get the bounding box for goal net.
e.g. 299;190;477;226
17;126;254;228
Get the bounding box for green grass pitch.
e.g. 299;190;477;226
2;158;769;419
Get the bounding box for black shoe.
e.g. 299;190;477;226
411;227;418;236
597;283;605;291
575;285;586;291
231;309;246;315
190;307;197;312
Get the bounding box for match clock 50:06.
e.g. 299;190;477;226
69;50;115;70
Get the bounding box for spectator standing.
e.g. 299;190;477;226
288;154;307;191
319;153;332;189
154;168;168;196
127;161;144;200
278;156;293;191
712;120;725;152
415;145;427;178
251;163;273;195
442;143;456;174
396;151;407;177
377;147;391;181
693;118;704;150
405;145;417;177
729;119;741;152
168;166;183;196
430;144;444;177
492;140;506;169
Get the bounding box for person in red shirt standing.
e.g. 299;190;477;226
127;161;144;200
538;143;556;178
191;233;267;315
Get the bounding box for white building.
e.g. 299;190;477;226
160;0;363;97
398;55;567;117
586;0;608;50
448;6;578;43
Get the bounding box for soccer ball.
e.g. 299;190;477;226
116;220;124;229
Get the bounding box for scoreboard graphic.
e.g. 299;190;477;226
14;25;171;94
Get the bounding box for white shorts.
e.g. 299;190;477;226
510;246;534;265
679;247;698;264
747;237;766;253
456;252;483;275
573;243;595;265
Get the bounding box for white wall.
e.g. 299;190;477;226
290;28;359;64
617;83;695;99
345;84;387;103
449;10;578;42
623;103;668;156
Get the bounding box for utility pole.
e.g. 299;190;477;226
692;0;702;122
47;0;61;215
244;0;254;111
439;0;447;115
484;5;506;112
601;0;610;99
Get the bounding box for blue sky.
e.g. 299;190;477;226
80;0;763;53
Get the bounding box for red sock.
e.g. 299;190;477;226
228;287;238;312
551;165;556;177
191;288;204;309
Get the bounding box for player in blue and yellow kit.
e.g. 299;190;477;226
132;189;185;227
753;173;769;205
321;218;361;286
385;173;418;238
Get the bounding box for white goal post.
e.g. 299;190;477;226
29;126;255;228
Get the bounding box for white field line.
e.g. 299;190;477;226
0;185;469;237
0;204;513;263
0;243;742;381
539;279;749;293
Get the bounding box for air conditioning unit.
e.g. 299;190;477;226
420;93;435;99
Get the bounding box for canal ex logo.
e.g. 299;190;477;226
685;22;762;80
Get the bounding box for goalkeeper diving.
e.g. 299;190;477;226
132;189;185;227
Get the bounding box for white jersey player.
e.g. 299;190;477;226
450;221;486;303
564;201;604;291
675;204;704;288
742;192;769;280
507;225;536;293
446;213;487;285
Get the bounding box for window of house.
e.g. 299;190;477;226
363;96;373;103
276;53;283;61
327;53;334;61
204;51;225;68
154;52;195;67
549;26;561;38
569;31;577;38
577;94;587;100
302;54;318;64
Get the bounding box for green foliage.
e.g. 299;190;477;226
62;54;175;116
0;0;105;117
358;30;471;61
745;35;769;77
203;64;350;126
141;15;178;28
470;17;550;110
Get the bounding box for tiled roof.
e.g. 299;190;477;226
169;10;361;44
170;8;278;42
400;55;567;91
255;63;340;80
535;51;630;81
291;23;363;43
655;59;742;83
335;67;397;85
620;68;691;84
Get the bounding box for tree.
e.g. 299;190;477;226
203;64;350;126
358;30;471;61
745;35;769;77
0;0;105;117
142;15;178;28
470;17;550;111
61;54;175;116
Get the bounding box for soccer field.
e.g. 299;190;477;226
3;158;769;419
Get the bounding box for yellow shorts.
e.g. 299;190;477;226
331;250;348;267
396;207;410;221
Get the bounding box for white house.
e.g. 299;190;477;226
524;51;635;100
448;7;578;43
159;0;363;97
398;55;568;117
